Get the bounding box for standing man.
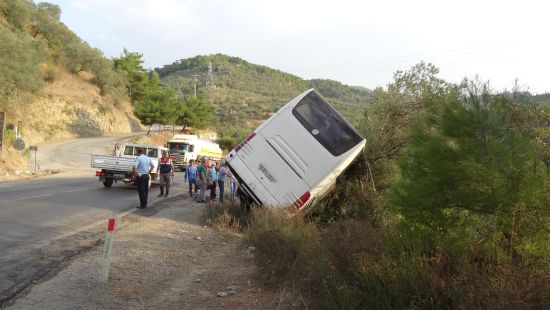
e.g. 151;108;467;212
218;162;227;203
157;151;173;198
133;147;154;209
114;143;121;156
210;162;218;200
184;159;198;198
196;158;207;203
228;168;237;199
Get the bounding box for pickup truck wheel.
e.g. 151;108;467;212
103;178;114;188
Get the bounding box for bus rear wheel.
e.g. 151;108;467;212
237;188;252;213
103;178;114;188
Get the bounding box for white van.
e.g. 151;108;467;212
224;89;366;213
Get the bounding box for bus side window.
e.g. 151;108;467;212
189;145;194;152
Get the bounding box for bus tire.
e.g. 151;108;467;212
103;178;114;188
237;188;252;213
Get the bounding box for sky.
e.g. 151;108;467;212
48;0;549;93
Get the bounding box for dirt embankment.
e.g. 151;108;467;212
0;69;143;178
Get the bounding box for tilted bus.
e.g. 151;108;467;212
224;89;365;213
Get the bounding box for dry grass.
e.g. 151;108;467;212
0;148;30;174
202;199;251;233
1;67;141;147
243;207;550;309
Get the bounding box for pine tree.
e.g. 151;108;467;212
175;96;213;131
133;72;179;134
388;80;550;260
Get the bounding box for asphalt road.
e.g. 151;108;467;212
0;133;185;305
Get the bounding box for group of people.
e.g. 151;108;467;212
184;158;237;204
132;147;237;209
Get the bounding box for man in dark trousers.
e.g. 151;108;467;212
133;147;154;208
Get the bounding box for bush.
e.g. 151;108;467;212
0;26;46;97
247;208;550;309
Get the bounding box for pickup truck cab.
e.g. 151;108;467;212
91;143;168;187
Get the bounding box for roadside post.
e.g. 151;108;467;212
29;145;37;173
100;211;117;283
0;112;5;152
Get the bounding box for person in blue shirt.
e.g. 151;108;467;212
218;163;228;203
210;162;218;200
133;147;154;209
184;159;198;198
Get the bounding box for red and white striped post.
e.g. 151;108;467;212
100;211;117;283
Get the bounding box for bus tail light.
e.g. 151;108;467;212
292;191;311;211
96;171;106;177
235;132;256;152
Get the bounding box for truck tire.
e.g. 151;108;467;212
103;178;114;188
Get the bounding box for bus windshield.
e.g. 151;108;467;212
167;143;189;153
292;91;363;156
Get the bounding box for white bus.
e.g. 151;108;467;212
224;89;366;213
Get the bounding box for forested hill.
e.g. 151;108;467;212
0;0;140;147
155;54;373;129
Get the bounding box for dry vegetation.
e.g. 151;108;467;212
0;68;143;178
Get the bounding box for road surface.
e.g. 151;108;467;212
0;134;184;305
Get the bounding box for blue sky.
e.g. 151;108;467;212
48;0;549;93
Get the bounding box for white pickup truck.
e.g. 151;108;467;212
91;143;168;187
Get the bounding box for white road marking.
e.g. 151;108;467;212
14;193;53;201
61;188;89;193
11;188;88;201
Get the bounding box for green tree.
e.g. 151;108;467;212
134;72;179;134
37;2;61;21
0;26;46;98
3;0;33;30
175;96;213;130
388;80;550;261
113;48;148;102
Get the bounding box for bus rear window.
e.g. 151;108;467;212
292;91;363;156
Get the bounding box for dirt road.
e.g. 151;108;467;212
4;197;295;309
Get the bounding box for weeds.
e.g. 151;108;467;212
243;206;550;309
202;199;250;232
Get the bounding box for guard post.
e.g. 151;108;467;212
0;112;5;153
100;211;117;283
29;145;37;173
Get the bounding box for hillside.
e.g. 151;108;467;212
0;1;141;176
156;54;373;131
0;1;141;140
